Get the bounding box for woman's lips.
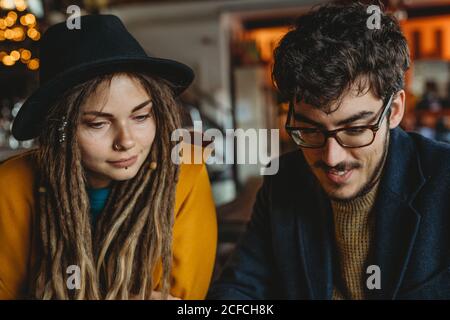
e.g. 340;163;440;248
107;155;138;168
325;168;354;184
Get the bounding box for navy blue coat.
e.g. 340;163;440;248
208;128;450;299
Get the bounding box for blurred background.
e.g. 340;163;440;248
1;0;450;278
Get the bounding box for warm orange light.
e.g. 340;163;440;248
16;4;27;12
24;14;35;26
280;102;289;112
19;16;26;26
243;27;289;63
7;11;17;21
27;27;37;38
401;15;450;61
2;55;15;66
14;0;27;11
20;49;31;60
12;26;24;41
27;28;40;41
10;50;20;61
0;30;4;41
0;0;15;10
0;19;6;30
5;16;14;27
27;58;39;70
0;51;6;60
4;29;13;39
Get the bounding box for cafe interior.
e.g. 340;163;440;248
1;0;450;278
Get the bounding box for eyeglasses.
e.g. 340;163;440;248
285;93;395;148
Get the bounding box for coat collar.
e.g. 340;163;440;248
293;128;426;299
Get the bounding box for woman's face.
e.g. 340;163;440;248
77;74;156;189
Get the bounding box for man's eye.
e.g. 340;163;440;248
301;128;320;134
345;128;366;135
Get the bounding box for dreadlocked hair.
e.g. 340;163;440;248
31;71;181;299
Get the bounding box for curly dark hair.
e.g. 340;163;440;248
272;0;410;112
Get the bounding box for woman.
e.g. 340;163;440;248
0;15;217;300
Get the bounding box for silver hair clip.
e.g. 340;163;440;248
58;116;68;143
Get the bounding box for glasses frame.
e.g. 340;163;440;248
285;92;395;148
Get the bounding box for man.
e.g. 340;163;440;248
208;1;450;300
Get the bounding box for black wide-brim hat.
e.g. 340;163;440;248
12;14;194;141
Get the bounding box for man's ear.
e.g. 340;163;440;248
389;89;406;129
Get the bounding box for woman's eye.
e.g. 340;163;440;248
88;122;107;129
134;114;151;122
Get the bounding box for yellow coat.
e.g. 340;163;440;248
0;149;217;299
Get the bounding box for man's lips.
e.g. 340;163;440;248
324;168;354;184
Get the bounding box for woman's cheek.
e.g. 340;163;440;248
134;121;156;145
77;129;110;159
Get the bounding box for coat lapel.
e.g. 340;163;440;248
293;152;335;299
368;128;426;299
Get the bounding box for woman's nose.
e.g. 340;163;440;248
113;124;136;151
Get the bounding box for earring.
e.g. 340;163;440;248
58;116;68;143
149;162;157;170
144;161;158;180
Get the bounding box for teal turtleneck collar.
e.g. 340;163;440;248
86;185;111;223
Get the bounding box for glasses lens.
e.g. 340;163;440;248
290;129;325;147
337;128;374;147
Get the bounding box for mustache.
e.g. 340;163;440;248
313;161;362;172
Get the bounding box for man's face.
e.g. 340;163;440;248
77;74;156;189
294;89;391;201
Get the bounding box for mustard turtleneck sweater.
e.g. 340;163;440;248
331;181;380;300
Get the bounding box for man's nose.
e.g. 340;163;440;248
321;137;347;168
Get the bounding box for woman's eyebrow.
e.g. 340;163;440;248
82;99;152;118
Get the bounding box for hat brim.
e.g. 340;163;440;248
12;56;194;141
